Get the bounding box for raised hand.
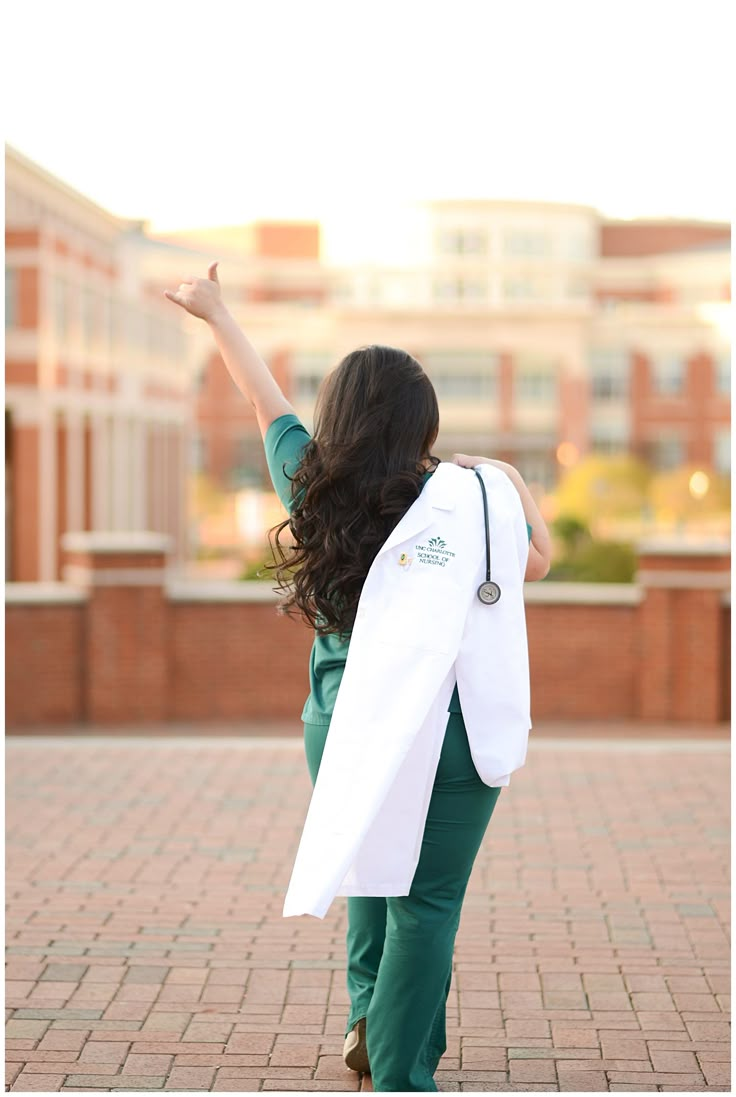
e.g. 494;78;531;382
163;261;225;323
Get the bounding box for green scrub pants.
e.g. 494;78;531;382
303;712;502;1092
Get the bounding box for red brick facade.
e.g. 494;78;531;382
600;221;731;257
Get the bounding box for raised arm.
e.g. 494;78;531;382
164;261;295;439
451;453;552;581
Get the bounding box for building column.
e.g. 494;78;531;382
131;417;146;529
178;419;191;569
66;407;85;533
111;413;130;530
39;406;57;580
10;414;40;581
92;413;111;531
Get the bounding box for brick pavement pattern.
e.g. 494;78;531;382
5;732;730;1092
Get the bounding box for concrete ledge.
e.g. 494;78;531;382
636;569;731;589
166;579;282;602
524;581;642;605
636;536;731;555
5;582;88;605
60;531;172;554
5;577;730;607
62;565;169;587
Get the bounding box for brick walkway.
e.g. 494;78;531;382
5;732;730;1092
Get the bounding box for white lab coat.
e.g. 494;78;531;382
283;461;532;919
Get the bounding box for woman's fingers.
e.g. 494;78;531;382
208;260;220;283
164;289;187;308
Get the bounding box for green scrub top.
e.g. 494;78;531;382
264;412;532;726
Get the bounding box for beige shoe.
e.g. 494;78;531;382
343;1016;370;1073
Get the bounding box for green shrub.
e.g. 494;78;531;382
551;514;592;552
555;539;637;583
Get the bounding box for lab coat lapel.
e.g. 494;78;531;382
373;463;457;562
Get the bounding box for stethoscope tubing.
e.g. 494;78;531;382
473;466;502;605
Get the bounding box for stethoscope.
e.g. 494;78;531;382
473;467;501;605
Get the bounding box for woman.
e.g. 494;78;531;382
165;262;552;1092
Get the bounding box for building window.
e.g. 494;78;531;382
434;278;487;301
715;354;730;396
567;275;591;299
590;348;629;400
503;231;549;257
651;356;685;396
648;433;685;470
514;357;557;403
5;268;16;329
438;229;488;255
565;231;592;261
81;287;99;346
714;429;730;475
590;421;630;454
293;351;331;402
433;374;495;400
230;436;262;489
54;276;68;338
295;374;323;400
423;351;499;401
191;433;208;473
503;277;535;300
515;452;556;490
101;294;112;350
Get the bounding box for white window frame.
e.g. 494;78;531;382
714;428;730;475
5;267;16;329
514;357;557;403
649;432;685;470
651;355;686;396
715;354;731;396
590;348;630;401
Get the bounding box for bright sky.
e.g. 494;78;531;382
4;0;734;262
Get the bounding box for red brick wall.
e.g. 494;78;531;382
600;222;730;257
168;602;313;720
15;268;39;328
5;577;730;728
6;603;85;723
630;350;730;467
525;603;638;719
252;222;320;259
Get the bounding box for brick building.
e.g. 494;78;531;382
161;201;730;497
4;144;196;581
5;147;730;583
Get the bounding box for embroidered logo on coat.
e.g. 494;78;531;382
415;536;456;568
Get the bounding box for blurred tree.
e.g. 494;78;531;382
551;514;592;554
648;466;731;524
571;539;637;582
554;454;652;525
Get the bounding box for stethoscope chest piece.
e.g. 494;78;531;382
473;466;502;607
477;580;501;605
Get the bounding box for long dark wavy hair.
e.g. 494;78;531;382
264;345;440;641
